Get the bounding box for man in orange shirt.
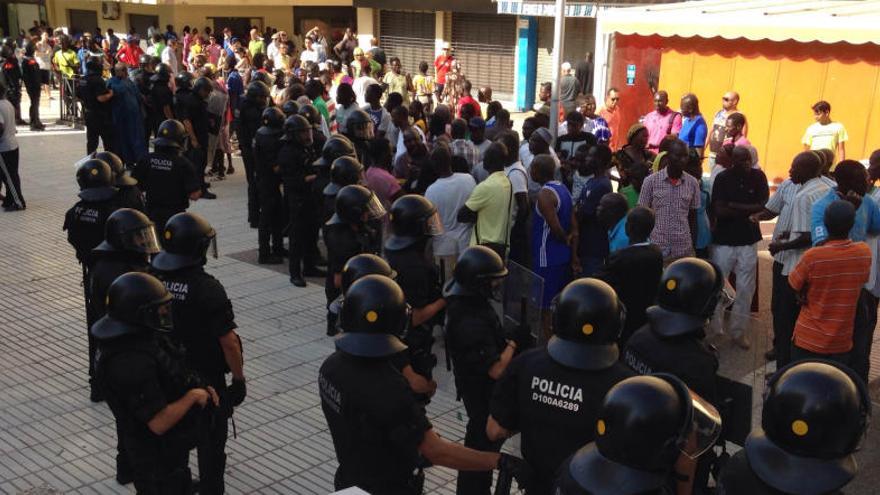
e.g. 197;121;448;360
598;87;621;150
788;200;871;365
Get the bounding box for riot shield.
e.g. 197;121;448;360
501;260;544;348
205;89;228;172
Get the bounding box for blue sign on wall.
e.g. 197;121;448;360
626;64;636;86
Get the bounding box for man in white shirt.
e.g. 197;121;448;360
0;87;23;210
161;38;179;75
300;37;320;65
425;146;476;281
353;65;379;107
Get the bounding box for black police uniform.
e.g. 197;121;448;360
2;48;23;123
149;74;174;135
82;68;114;154
130;61;155;144
278;124;319;281
154;265;236;494
324;221;379;302
21;47;43;129
237;94;267;226
491;347;634;494
176;90;210;190
446;294;505;493
254;122;286;259
133;148;200;235
96;331;203;494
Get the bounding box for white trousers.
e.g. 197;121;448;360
710;243;758;337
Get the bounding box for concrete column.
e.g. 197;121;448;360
434;11;445;58
514;16;537;112
356;7;374;49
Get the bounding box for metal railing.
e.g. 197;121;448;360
57;74;84;128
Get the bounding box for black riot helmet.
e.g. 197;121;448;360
385;194;444;251
192;76;213;99
650;257;723;337
76;159;117;202
345;109;375;140
313;135;357;168
281;100;299;117
174;71;193;90
548;278;624;371
153;119;187;149
93;151;137;187
246;81;271;101
260;106;285;129
744;361;871;495
298;104;321;129
568;374;722;495
329;185;386;226
336;274;409;357
341;254;397;296
22;40;35;57
90;272;174;340
152;63;172;82
323;156;364;196
85;56;103;74
94;208;160;255
283;114;314;146
444;246;508;299
151;212;218;272
138;53;152;68
0;41;12;59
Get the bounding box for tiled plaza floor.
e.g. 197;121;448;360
0;128;877;494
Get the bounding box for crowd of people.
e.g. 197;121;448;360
5;17;870;495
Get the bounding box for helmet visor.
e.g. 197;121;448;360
682;389;723;459
124;225;161;254
364;193;387;221
208;235;219;259
424;211;445;237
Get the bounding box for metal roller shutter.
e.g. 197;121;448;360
379;10;436;77
535;17;597;100
451;13;516;101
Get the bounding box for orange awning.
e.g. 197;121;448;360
600;0;880;45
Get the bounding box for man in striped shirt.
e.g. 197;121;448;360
788;200;870;366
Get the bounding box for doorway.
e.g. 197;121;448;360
129;14;158;40
68;9;98;37
210;17;262;41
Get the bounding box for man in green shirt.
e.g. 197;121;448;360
53;35;78;78
458;142;513;259
248;28;265;57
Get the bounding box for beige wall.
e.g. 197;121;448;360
47;0;169;35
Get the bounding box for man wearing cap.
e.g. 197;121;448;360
488;279;635;494
434;42;454;104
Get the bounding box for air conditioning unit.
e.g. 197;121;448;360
102;2;120;20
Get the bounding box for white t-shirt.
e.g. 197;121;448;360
161;46;178;75
425;173;477;257
300;49;319;65
0;100;19;152
504;162;529;194
353;77;379;107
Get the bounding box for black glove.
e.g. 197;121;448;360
227;378;247;408
505;324;535;352
497;453;534;492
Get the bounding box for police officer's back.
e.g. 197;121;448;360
92;272;219;494
554;374;722;495
80;57;114;154
299;103;327;152
148;64;174;135
312;134;358;223
623;258;721;403
253;106;286;264
320;275;531;494
717;361;870;495
96;150;146;212
238;81;270;226
488;278;635;494
323;156;364;223
64;159;120;268
133;119;201;233
444;246;514;495
344;108;375;163
1;38;23;124
151;212;245;495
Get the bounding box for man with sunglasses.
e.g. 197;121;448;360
707;91;747;169
598;87;621;150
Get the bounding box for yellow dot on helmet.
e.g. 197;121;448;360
164;230;172;240
666;279;677;291
596;419;606;436
792;420;809;436
366;310;378;323
162;129;168;135
90;168;98;175
582;323;594;335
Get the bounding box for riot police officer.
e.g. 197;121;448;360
152;212;246;495
444;245;513;494
281;99;299;118
554;374;722;495
298;103;326;151
1;37;24;125
319;274;531;494
95;150;145;212
82;56;114;154
343;109;375;163
488;278;635;494
238;81;271;227
324;185;385;334
312;134;357;222
327;253;398;335
88;208;160;477
717;361;870;495
323;155;364;222
253;106;286;264
92;272;219;494
20;40;44;130
148;63;175;137
64;158;121;352
133;119;202;236
623;257;721;403
131;54;156;144
178;76;215;198
278;114;323;286
384;195;444;376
